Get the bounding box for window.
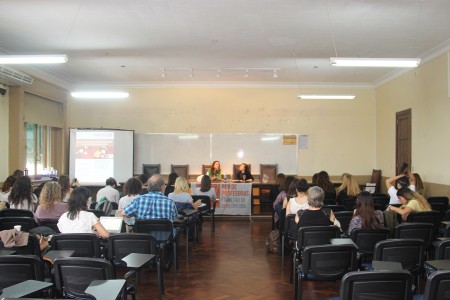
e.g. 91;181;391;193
26;123;61;176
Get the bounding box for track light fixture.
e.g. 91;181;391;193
159;67;281;79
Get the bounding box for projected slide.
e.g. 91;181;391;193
69;129;133;186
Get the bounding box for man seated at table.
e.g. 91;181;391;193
122;174;178;269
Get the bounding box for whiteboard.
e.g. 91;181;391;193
134;133;298;175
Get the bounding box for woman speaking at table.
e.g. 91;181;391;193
208;160;223;181
236;163;253;182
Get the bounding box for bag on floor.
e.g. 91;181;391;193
266;229;280;254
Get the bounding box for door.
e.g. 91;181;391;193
396;109;412;175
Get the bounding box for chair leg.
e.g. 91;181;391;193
281;236;285;269
211;213;215;235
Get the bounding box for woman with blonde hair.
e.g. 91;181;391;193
387;187;431;221
168;177;202;209
336;173;361;204
35;181;68;220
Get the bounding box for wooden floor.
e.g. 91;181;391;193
135;217;339;300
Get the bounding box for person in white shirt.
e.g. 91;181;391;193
96;177;120;204
8;175;38;211
385;172;416;204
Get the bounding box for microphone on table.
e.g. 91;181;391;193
243;174;246;182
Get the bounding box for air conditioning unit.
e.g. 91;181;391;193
0;65;34;86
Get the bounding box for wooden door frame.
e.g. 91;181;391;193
395;108;412;175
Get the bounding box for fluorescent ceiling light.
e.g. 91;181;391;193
178;135;199;139
298;94;355;100
0;55;68;64
71;91;129;99
330;57;420;68
261;136;280;141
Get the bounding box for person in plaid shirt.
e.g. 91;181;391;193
122;174;178;270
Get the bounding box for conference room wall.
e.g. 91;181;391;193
0;88;9;180
376;53;450;190
67;87;376;176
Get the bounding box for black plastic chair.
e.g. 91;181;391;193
413;270;450;300
350;228;390;263
394;222;434;259
427;196;449;214
334;211;354;234
373;195;390;210
0;208;35;218
295;244;358;300
341;198;357;211
0;216;38;232
88;209;106;218
293;225;341;283
434;239;450;259
53;257;125;300
107;233;158;299
192;195;215;235
50;233;102;258
0;255;45;291
0;234;41;256
38;218;60;233
281;214;296;270
323;205;347;212
372;239;425;292
337;270;413;300
406;211;441;233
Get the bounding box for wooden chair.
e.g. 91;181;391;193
142;164;161;178
201;164;211;176
260;164;278;183
171;164;189;179
369;169;382;194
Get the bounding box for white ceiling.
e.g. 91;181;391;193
1;0;450;89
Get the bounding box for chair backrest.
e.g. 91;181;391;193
421;270;450;300
406;211;441;228
323;205;346;213
350;228;390;255
333;211;354;234
39;218;60;233
339;270;413;300
373;196;390;210
53;257;115;297
171;164;189;179
427;196;449;212
0;234;41;256
284;214;297;240
191;195;212;212
434;239;450;259
50;233;102;258
259;164;277;183
142;164;161;178
0;216;37;232
374;239;425;272
134;218;173;233
88;209;106;218
297;225;340;251
0;254;44;290
323;198;337;205
107;233;158;261
0;208;35;218
202;164;211;176
301;244;358;280
341;198;357;211
394;222;434;247
370;169;382;194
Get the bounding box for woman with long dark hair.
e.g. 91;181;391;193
0;175;16;202
57;187;109;238
193;175;217;202
208;160;222;181
8;175;37;211
164;172;178;196
348;192;384;235
58;175;73;202
316;171;336;200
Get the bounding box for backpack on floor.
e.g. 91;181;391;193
266;229;280;254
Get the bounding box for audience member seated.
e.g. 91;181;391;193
295;186;337;227
385;169;416;204
286;178;310;215
316;170;336;200
236;163;254;182
192;175;217;202
386;187;431;221
0;176;16;204
57;187;109;239
336;173;361;205
138;174;149;195
273;175;295;226
164;172;178;196
96;177;120;204
34;181;68;221
168;177;201;210
118;177;142;226
58;175;73;202
413;173;425;196
348;191;384;235
8;175;38;211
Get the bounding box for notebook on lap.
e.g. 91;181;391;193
99;216;124;234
